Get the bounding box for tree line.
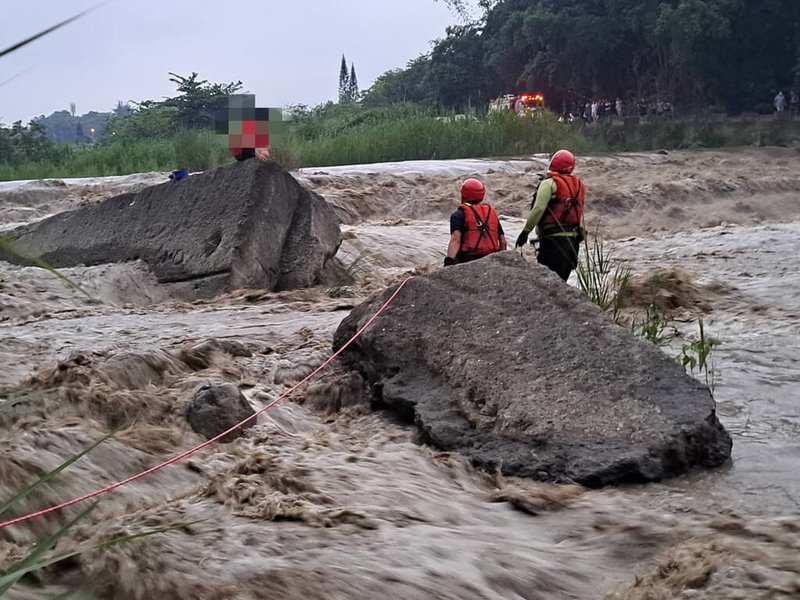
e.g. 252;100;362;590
363;0;800;114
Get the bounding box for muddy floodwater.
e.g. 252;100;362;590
2;150;800;599
613;222;800;515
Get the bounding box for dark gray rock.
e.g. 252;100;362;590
1;160;341;298
186;381;255;442
333;252;732;487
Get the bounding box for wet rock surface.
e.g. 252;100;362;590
1;160;341;297
334;252;732;486
187;381;255;442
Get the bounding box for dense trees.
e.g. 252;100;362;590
367;0;800;113
338;55;360;103
105;72;241;141
34;109;113;143
157;72;242;129
339;55;351;103
0;120;65;165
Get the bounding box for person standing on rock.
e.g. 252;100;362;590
444;179;507;266
515;150;585;282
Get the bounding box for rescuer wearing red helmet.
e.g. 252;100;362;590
444;178;507;266
515;149;585;281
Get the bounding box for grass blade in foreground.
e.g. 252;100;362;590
0;521;193;596
0;237;89;297
0;3;109;61
0;431;116;518
0;503;96;594
576;232;630;321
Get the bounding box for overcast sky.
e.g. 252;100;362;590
0;0;472;124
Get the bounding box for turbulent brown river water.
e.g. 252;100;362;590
2;151;800;599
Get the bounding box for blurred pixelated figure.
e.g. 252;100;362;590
215;94;282;162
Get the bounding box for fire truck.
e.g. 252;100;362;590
489;93;545;115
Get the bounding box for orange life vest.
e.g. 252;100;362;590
459;203;501;256
539;172;585;230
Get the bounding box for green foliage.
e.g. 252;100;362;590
96;72;240;145
0;513;188;596
338;55;351;103
361;56;433;106
4;106;800;180
0;120;68;165
106;105;178;141
575;233;631;321
349;63;359;101
0;432;111;595
678;317;716;390
0;137;177;180
365;0;800;114
630;306;718;393
32;110;112;144
633;304;671;346
287;107;590;167
172;129;231;171
425;25;486;108
325;252;371;298
0;503;97;595
160;72;242;129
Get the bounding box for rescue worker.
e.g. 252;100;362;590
444;178;507;266
515;150;585;281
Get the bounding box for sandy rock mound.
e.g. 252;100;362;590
333;252;732;487
1;161;341;298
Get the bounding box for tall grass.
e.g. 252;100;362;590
172;129;231;172
288;110;592;167
575;232;631;322
0;130;231;181
0;139;174;180
3;109;799;182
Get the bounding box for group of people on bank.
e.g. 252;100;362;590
444;149;585;282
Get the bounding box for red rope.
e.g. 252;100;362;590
0;276;414;530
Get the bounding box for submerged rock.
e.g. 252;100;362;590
1;160;341;298
333;252;732;487
187;381;255;442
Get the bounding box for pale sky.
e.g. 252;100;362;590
0;0;473;124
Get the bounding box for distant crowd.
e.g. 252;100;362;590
773;91;799;114
560;97;675;123
558;91;799;123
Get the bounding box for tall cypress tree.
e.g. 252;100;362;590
349;63;359;101
338;54;350;103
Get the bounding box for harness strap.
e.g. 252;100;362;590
544;174;583;235
465;204;497;253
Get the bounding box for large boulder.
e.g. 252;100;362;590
333;252;732;487
0;161;341;297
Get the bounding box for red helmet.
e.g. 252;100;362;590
460;178;485;202
549;149;576;174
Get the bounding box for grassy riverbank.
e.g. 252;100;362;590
2;106;798;181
